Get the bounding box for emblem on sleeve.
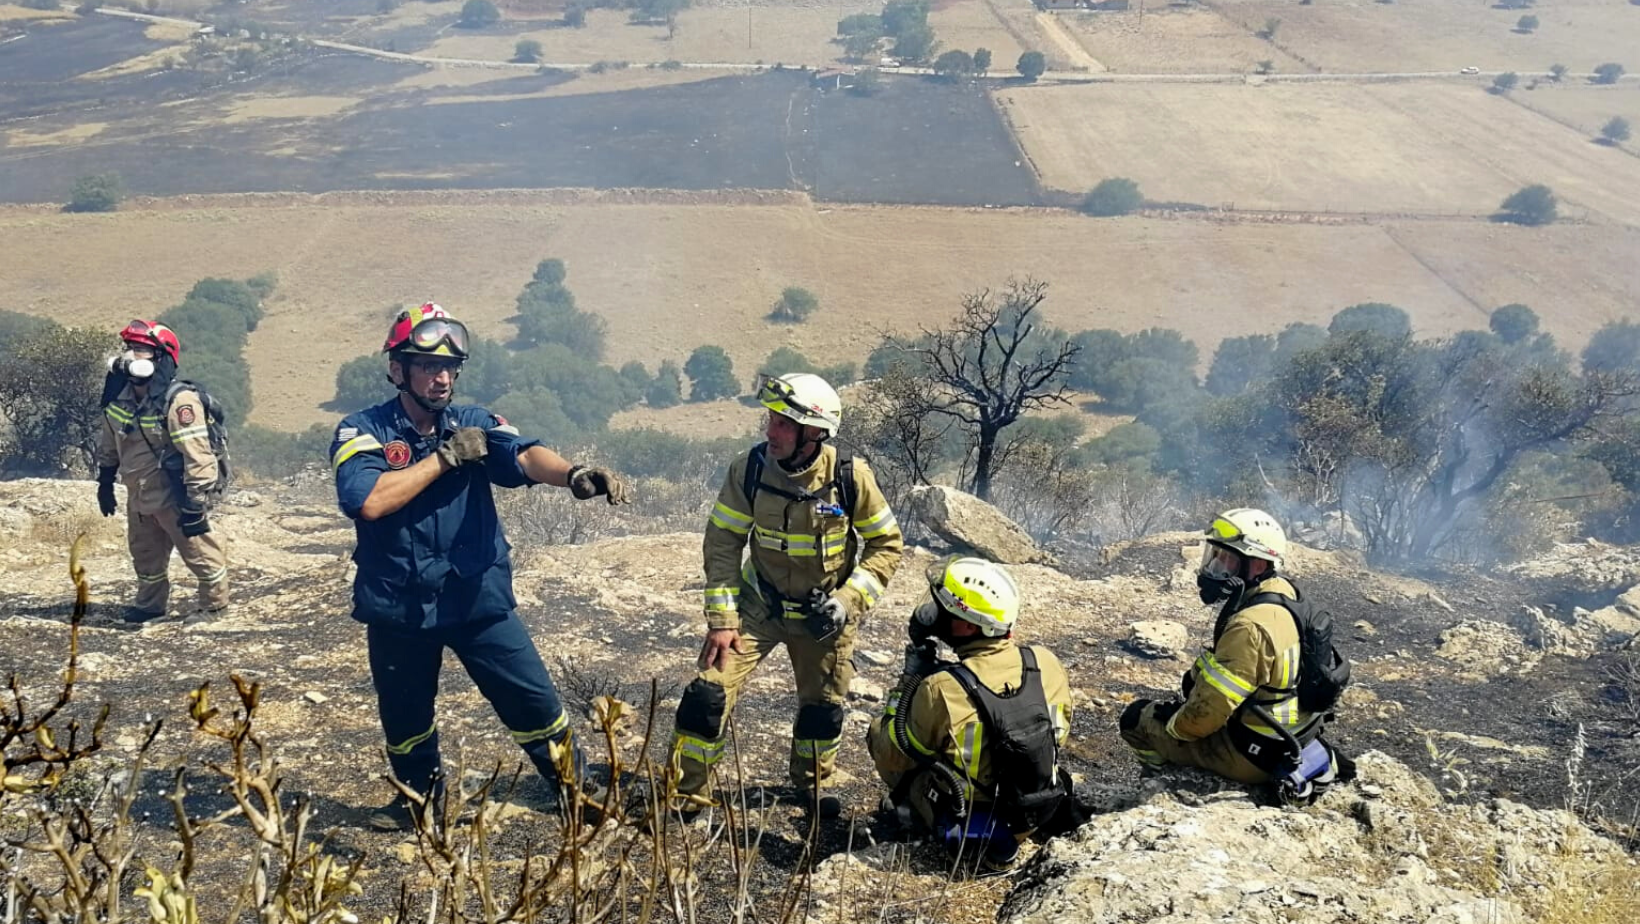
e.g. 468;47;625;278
384;440;412;469
176;406;196;425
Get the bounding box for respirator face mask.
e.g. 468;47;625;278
110;350;156;381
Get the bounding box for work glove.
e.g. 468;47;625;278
436;427;489;469
1180;668;1196;699
567;465;631;505
805;592;848;642
1150;700;1182;725
97;466;118;517
178;507;210;538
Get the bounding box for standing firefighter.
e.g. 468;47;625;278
1119;508;1353;803
96;320;229;623
669;373;903;818
330;303;631;830
867;557;1076;873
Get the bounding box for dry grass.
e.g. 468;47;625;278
1210;0;1640;74
1057;7;1302;74
0;3;73;21
396;65;724;101
999;81;1640;220
222;95;361;123
2;122;108;148
1;194;1636;431
1510;86;1640;140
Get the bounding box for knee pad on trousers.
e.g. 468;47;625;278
1119;699;1152;733
794;702;845;740
676;679;728;738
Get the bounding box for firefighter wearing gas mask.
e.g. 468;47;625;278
95;320;228;622
1118;508;1343;792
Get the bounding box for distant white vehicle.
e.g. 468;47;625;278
1460;66;1480;75
879;57;902;68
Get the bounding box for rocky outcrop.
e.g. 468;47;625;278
1508;539;1640;607
905;485;1053;565
1000;752;1628;924
1123;620;1188;659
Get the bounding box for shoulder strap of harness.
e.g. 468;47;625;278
944;646;1043;714
743;441;857;514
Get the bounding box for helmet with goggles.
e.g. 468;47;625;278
913;556;1021;638
383;302;470;360
758;372;842;437
1201;508;1287;575
119;319;180;365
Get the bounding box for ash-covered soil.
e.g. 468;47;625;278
3;477;1638;918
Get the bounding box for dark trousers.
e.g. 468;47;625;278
368;613;577;796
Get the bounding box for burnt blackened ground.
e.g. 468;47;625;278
1;27;1042;208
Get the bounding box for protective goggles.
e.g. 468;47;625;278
405;318;470;358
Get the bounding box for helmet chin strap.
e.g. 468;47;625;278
390;355;454;414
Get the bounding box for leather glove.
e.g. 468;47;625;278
436;427;489;468
567;465;631;505
97;466;118;517
178;507;210;538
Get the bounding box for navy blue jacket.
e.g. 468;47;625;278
330;398;541;630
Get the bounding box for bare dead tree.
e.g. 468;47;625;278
889;278;1080;501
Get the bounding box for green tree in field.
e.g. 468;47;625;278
1206;333;1277;396
1329;302;1411;339
934;49;973;80
0;310;54;363
880;0;929;36
1600;116;1631;145
457;0;500;28
1549;63;1568;81
1258;16;1280;39
685;346;738;402
1582;319;1640;375
1081;177;1143;216
532;258;566;286
973;47;992;75
563;2;587;27
66;174;124;213
1515;14;1537;32
891;23;937;63
1496;183;1557;225
768;286;820;323
188;278;264;332
0;324;111;474
844;31;881;60
514;39;543;62
838;12;884;36
334;353;390;410
851;66;882;96
1489;303;1540;345
1593;62;1624;85
1255;59;1275;75
1491;71;1518;93
632;0;688;38
647;360;684;408
1016;50;1046;81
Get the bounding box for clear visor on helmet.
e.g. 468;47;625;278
1199;543;1241;581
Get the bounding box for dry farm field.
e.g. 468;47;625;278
2;194;1634;431
1057;7;1304;74
997;81;1640;222
1209;0;1640;74
1507;85;1640;140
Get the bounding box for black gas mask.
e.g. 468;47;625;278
1196;542;1248;606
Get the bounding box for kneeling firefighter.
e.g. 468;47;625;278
1118;508;1354;803
867;557;1078;872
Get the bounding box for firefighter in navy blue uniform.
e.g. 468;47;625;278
331;303;632;830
